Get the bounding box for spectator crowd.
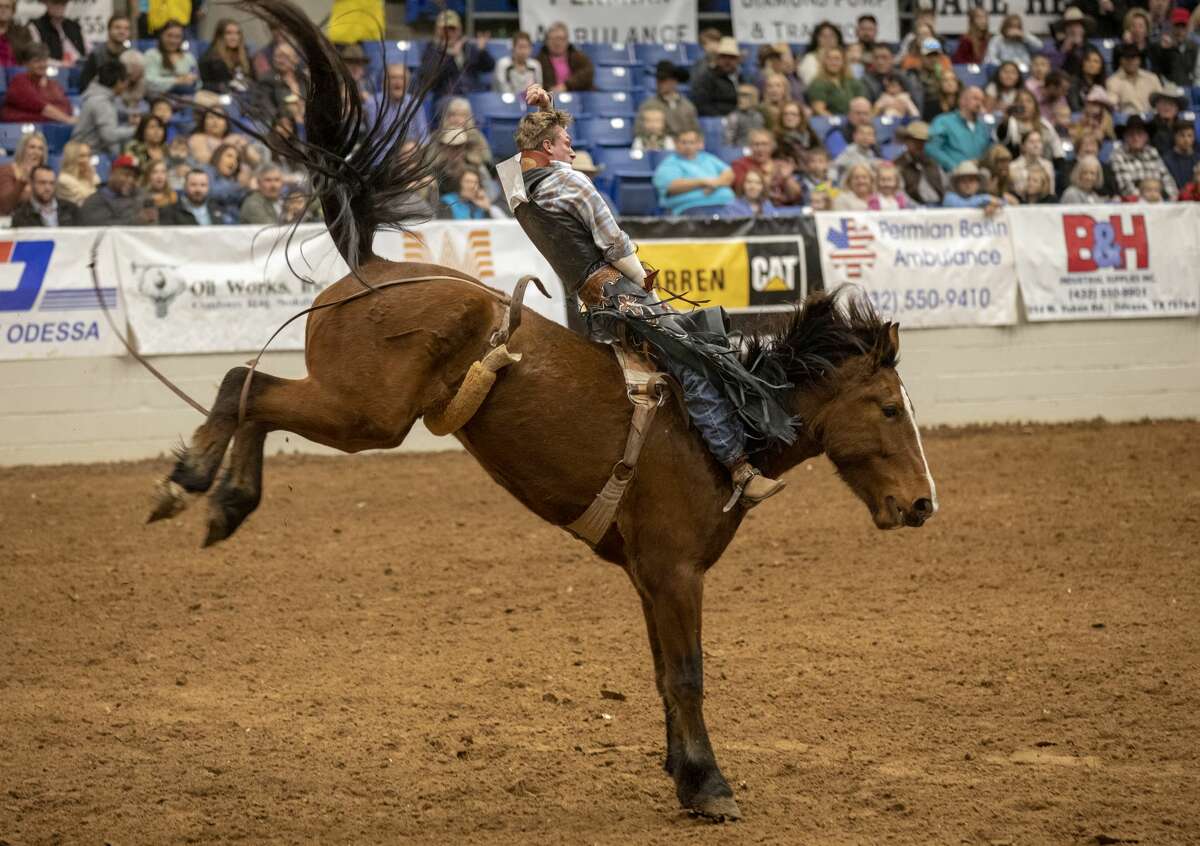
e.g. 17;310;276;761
3;2;1200;228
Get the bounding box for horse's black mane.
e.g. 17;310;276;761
742;287;897;388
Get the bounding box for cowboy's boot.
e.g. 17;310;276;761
729;458;786;509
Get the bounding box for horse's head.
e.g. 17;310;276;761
748;289;937;530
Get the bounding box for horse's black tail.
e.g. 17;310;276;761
225;0;442;272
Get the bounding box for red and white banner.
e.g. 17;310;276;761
1011;205;1200;321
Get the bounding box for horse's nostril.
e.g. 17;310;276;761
913;498;934;517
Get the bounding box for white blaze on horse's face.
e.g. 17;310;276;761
820;354;938;531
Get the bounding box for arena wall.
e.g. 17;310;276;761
2;316;1197;466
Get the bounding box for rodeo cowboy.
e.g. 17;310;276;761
497;83;794;508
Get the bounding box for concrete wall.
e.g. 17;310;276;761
2;316;1198;466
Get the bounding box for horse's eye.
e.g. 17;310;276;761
882;405;899;419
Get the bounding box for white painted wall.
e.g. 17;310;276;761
2;316;1197;466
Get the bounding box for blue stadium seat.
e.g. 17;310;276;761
42;123;73;153
581;43;636;66
135;38;156;52
484;39;511;63
616;177;659;216
592;147;653;175
485;120;520;159
1099;139;1113;163
580;116;633;147
552;91;587;117
469;91;525;121
873;116;898;145
635;43;689;68
582;91;635;118
0;122;28;151
952;63;987;89
698;116;724;150
882;142;904;161
593;65;637;93
1089;38;1116;69
717;145;747;163
94;153;112;182
810;114;837;139
824;130;847;157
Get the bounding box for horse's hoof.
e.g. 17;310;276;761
147;479;189;523
688;794;742;822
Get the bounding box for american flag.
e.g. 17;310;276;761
826;218;876;280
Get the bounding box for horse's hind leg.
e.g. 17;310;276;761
148;367;253;523
204;422;268;547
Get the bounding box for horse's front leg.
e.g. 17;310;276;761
638;564;740;820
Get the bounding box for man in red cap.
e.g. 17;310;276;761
79;153;149;226
1151;8;1197;87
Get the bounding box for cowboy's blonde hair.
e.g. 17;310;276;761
514;109;573;152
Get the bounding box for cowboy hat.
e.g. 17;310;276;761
716;37;741;58
949;160;982;181
572;151;604;174
654;60;689;82
1057;6;1098;35
899;120;930;141
1150;83;1187;110
1084;85;1114;109
1117;114;1152;138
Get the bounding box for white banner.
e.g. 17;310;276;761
732;0;899;45
815;209;1017;328
932;0;1062;37
1011;205;1200;321
0;228;125;360
115;221;566;356
520;0;697;44
19;0;114;48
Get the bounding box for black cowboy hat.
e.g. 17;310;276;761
1118;114;1152;139
1115;43;1143;62
655;60;689;82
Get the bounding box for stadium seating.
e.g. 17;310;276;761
593;66;636;93
580;116;633;147
580;43;636;66
591;147;654;176
634;43;691;68
952;63;987;89
582;91;635;118
873;116;898;146
699;116;724;151
0;123;28;151
615;177;659;215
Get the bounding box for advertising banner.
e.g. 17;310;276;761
731;0;899;45
114;221;567;356
519;0;697;44
815;209;1018;328
0;228;125;361
1011;205;1200;321
932;0;1063;37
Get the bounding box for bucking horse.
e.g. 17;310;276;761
148;0;938;821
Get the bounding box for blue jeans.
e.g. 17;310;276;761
597;279;746;467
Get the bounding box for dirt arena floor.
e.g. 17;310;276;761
2;421;1198;845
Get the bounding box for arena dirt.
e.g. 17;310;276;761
2;421;1197;845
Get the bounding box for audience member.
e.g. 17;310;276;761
1020;166;1057;203
1074;132;1120;196
952;6;991;65
0;0;30;69
12;163;80;226
690;27;722;86
759;72;791;127
808;181;836;210
1106;44;1162;113
927;86;993;171
632;106;674;152
337;43;374;103
798;21;843;85
692;37;742;117
862;43;907;103
1067;45;1108;109
1149;86;1187;155
722;167;781;217
27;0;84;66
252;25;289;78
1032;70;1071;121
1071;86;1116;144
238;164;284;224
731;129;803;206
142;159;178;207
145;20;198;95
869;161;912;209
438;168;501;220
200;18;255;92
204;143;251;223
161;167;220;224
807;46;867;115
118;50;146;111
874;73;921;118
1111;114;1177;198
368;63;429;141
419;9;494;98
833;162;874;210
986;14;1043;66
943;160;1001;212
898;5;943;57
433;97;494;189
261;41;305;111
726;84;767;145
79;153;144;225
999;88;1063;161
1009;128;1056;193
187;108;259;169
1179;161;1200;201
1052;8;1092;77
1137;176;1165;202
1161;119;1198;191
911;38;949;109
1060;155;1108;203
79;15;129;89
835;122;880;177
855;14;879;52
1152;8;1197;88
1;44;73;123
652;128;735;216
775;101;816;158
800;146;834;195
55;139;98;204
493;31;540;95
0;130;47;214
757;43;804;102
281;184;318;223
982;144;1020;204
985;61;1024;112
923;72;962;122
1122;9;1152;58
895;121;945;205
71;61;134;157
536;21;593;93
639;61;699;138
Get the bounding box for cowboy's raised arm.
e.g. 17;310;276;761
524;84;553;111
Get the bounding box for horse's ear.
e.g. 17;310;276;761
887;322;900;357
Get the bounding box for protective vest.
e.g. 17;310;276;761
513;166;607;298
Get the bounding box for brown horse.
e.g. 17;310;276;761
149;0;937;821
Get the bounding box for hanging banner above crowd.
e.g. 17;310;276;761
933;0;1062;37
732;0;899;45
18;0;114;47
1011;205;1200;321
114;222;566;356
814;209;1018;328
0;229;125;361
520;0;698;44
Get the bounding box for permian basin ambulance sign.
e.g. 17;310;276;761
815;209;1018;328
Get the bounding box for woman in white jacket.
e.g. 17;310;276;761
492;32;542;95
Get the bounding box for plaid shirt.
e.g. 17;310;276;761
1110;144;1179;199
527;161;634;263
